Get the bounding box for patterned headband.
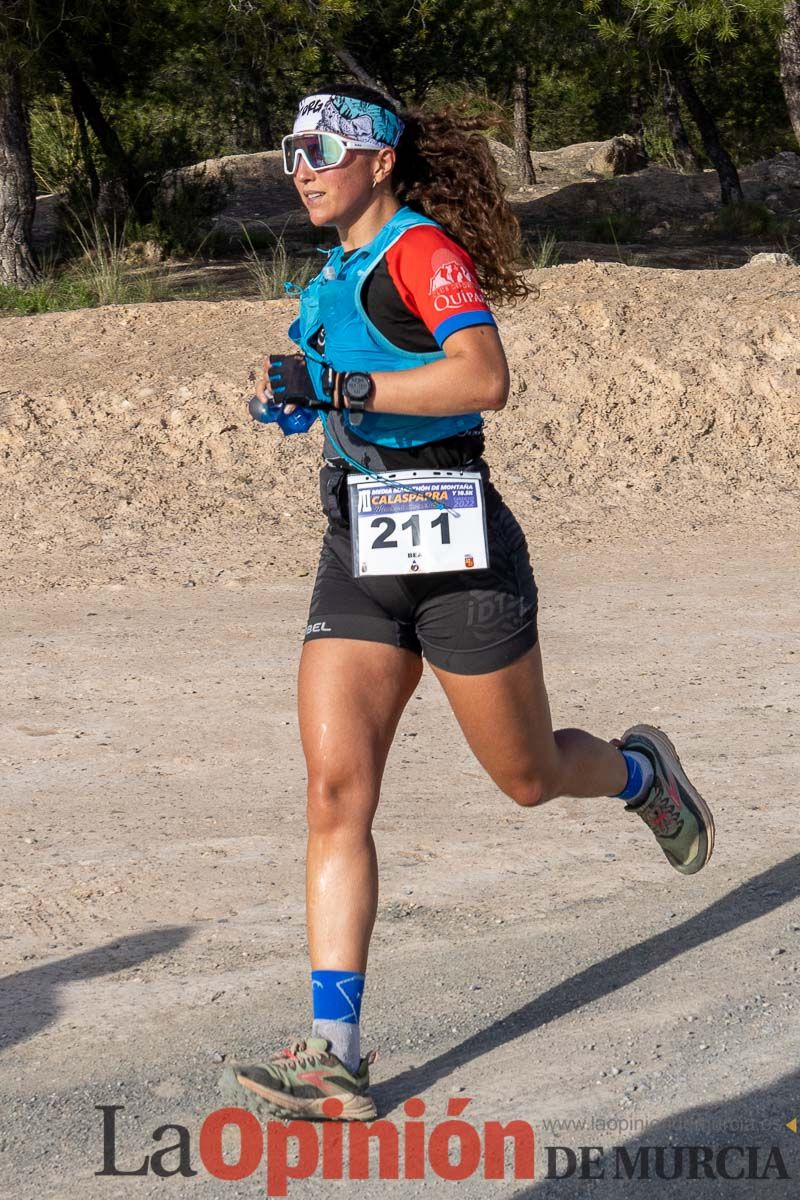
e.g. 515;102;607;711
293;93;404;149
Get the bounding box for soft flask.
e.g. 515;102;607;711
248;395;318;436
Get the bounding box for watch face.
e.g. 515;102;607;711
345;373;371;400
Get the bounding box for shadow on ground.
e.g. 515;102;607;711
510;1068;799;1197
0;926;192;1051
374;856;800;1116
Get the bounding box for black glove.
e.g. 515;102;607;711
267;354;334;410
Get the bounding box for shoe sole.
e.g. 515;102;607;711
220;1065;377;1123
622;724;715;874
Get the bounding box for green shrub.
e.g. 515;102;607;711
240;226;317;301
151;163;234;257
641;99;703;172
0;275;94;316
529;65;628;151
578;211;645;243
0;211;171;316
0;264;169;316
29;97;83;194
707;201;779;239
524;229;561;268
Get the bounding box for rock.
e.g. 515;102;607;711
764;150;800;183
125;241;165;265
586;135;648;177
97;178;130;227
743;252;797;268
487;137;519;183
31;193;66;250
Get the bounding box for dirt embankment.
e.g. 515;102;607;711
1;259;798;592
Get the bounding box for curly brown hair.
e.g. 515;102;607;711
393;108;529;306
311;84;529;305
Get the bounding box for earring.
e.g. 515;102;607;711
371;178;378;189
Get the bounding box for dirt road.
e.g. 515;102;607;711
2;529;798;1198
2;259;799;1194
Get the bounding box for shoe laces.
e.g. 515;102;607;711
270;1039;321;1071
268;1038;380;1076
642;779;682;835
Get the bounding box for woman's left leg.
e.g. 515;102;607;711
429;640;626;808
429;639;714;874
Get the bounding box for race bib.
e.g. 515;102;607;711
348;470;489;577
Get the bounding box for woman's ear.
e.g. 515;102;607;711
373;146;396;187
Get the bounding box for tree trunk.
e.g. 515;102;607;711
629;87;649;164
254;111;271;151
335;47;403;111
779;0;800;147
58;50;142;215
512;63;536;186
0;58;38;287
70;89;101;205
673;68;743;204
661;69;700;172
248;72;273;150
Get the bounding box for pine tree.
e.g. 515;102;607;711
779;0;800;143
0;52;39;286
585;0;785;201
0;2;40;285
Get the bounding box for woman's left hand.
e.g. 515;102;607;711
266;353;325;414
252;357;280;408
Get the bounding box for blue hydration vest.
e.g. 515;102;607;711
288;206;483;449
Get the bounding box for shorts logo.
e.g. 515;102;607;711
464;554;475;568
306;621;333;634
429;249;485;314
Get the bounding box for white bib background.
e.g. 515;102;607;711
348;470;489;577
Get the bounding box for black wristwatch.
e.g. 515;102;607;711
340;371;373;416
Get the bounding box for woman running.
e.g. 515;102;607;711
222;85;715;1122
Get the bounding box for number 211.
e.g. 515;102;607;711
370;511;451;549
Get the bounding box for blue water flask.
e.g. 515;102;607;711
248;395;317;436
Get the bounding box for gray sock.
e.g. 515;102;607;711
312;1019;361;1074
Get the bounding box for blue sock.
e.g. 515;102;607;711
311;970;364;1073
615;750;654;805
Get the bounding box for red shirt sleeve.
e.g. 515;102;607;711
384;225;496;347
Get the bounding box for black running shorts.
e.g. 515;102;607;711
304;466;539;675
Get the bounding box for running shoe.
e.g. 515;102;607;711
220;1036;378;1122
618;724;715;875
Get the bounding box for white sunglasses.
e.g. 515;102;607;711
281;132;370;175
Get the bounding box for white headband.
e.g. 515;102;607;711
293;93;404;149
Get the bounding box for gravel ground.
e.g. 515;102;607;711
2;531;798;1198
